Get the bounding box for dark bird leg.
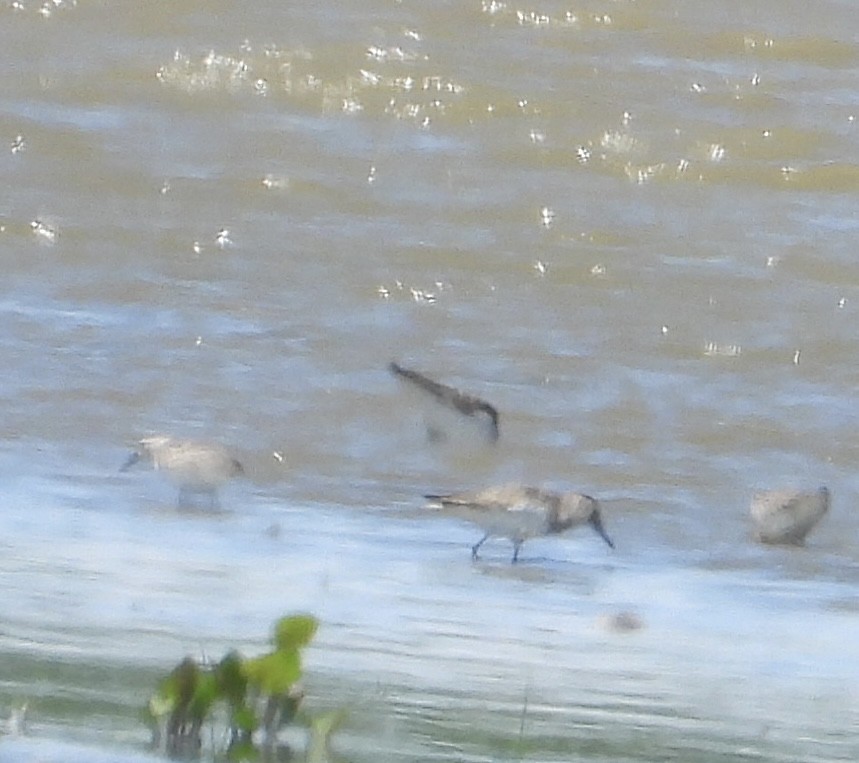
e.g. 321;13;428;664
511;541;523;564
471;533;490;560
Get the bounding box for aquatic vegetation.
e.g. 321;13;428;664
144;614;342;761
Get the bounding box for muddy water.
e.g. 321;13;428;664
1;0;859;760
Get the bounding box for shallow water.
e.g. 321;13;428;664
2;0;859;760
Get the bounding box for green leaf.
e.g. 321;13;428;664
232;703;258;734
306;709;348;763
243;650;301;695
217;649;247;705
166;656;200;705
147;691;174;720
226;739;259;762
273;614;318;652
189;670;218;721
147;656;199;720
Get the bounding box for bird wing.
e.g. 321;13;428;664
389;362;500;439
428;485;539;513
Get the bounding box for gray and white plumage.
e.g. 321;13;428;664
424;483;614;562
389;361;500;443
121;436;244;507
750;486;830;545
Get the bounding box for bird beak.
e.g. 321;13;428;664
120;451;140;472
589;511;615;549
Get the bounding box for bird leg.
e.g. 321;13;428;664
471;533;490;560
511;541;523;564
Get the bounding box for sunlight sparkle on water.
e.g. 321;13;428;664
540;207;555;228
30;220;57;245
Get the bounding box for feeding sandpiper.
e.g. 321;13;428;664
750;486;829;545
424;483;614;562
389;361;499;442
121;436;244;508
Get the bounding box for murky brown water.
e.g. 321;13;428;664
1;0;859;760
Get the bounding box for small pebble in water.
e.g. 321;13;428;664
598;611;644;634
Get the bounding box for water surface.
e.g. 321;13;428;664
1;0;859;760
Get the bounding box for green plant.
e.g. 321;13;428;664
144;614;331;761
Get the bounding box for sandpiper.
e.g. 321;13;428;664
389;361;499;442
424;483;614;562
750;486;830;545
121;436;244;508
